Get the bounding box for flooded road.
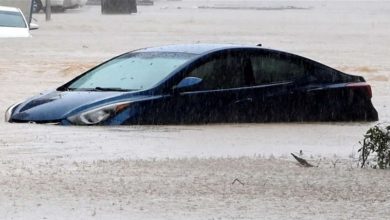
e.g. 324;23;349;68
0;1;389;219
0;122;376;162
1;1;389;161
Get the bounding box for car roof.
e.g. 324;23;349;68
136;44;258;55
0;6;21;12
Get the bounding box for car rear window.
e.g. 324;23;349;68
0;11;26;28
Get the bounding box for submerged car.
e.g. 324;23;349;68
5;44;378;125
33;0;87;12
0;6;38;38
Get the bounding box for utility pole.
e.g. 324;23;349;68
45;0;51;21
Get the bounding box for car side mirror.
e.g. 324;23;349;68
172;77;202;94
29;23;39;30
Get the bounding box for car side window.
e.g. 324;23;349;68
187;52;249;90
250;52;307;84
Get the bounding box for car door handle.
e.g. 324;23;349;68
234;98;253;104
306;86;324;92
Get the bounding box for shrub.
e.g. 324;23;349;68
358;124;390;169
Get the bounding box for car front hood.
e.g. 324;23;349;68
0;27;30;38
11;90;144;122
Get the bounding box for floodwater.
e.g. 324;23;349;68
1;1;389;161
0;1;390;219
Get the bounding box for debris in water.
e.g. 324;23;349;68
291;153;314;167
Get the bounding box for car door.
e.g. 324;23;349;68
248;50;310;122
167;50;257;123
299;62;369;121
250;51;361;122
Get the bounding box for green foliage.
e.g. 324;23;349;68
358;124;390;169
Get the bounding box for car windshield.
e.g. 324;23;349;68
66;52;196;91
0;11;26;28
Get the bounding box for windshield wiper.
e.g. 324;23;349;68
61;87;137;92
93;87;134;92
0;25;23;28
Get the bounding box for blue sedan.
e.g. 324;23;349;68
5;44;378;125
